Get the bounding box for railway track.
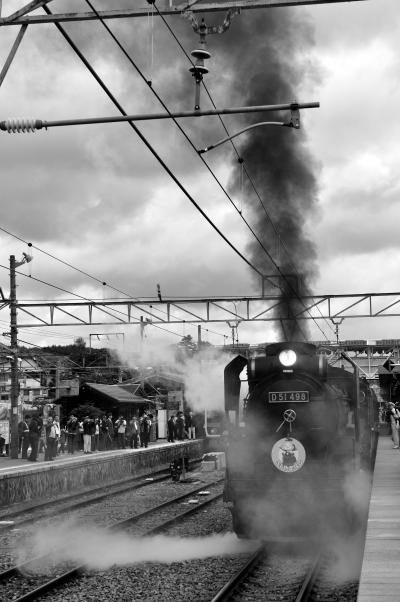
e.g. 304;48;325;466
0;460;200;532
210;543;345;602
0;480;224;601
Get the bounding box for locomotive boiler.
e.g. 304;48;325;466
223;342;377;540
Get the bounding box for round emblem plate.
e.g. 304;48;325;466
271;437;306;473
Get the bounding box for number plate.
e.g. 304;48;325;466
268;391;309;403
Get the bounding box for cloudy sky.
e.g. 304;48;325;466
0;0;399;351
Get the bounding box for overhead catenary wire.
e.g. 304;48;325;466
0;4;326;344
83;0;327;343
43;4;266;287
0;7;322;337
154;4;334;340
3;3;268;349
155;7;302;271
82;0;329;342
0;224;228;341
41;2;282;343
81;0;283;294
0;263;184;339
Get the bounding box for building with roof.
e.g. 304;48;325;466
79;382;155;418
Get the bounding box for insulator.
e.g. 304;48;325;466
0;119;43;134
191;48;211;61
189;64;209;76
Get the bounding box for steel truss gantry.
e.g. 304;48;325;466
0;1;368;26
1;291;400;328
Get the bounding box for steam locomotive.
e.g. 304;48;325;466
223;342;378;540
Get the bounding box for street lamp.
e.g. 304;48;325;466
9;252;33;459
197;106;300;154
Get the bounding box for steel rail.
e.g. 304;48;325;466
210;547;323;602
0;482;224;601
0;462;201;532
295;553;323;601
210;544;266;601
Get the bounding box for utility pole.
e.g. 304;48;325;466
9;255;19;459
8;251;33;459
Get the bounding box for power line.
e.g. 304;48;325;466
83;1;328;342
0;8;319;342
2;4;327;343
155;6;334;340
0;263;185;339
43;4;266;285
82;0;285;293
0;224;228;341
155;6;301;276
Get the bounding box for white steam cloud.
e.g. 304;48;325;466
115;335;235;413
180;348;229;412
21;522;257;571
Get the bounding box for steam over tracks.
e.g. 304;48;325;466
0;467;187;573
0;474;364;602
0;473;224;601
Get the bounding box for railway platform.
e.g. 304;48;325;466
0;439;204;510
357;435;400;601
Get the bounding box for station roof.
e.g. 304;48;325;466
83;382;154;405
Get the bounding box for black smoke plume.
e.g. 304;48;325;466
215;8;320;341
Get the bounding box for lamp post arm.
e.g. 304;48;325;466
198;120;289;154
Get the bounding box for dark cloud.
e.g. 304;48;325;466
1;2;399;347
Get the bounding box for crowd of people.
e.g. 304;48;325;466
167;411;196;442
5;409;197;462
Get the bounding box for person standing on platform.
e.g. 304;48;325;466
53;416;61;455
28;414;42;461
83;415;94;454
99;416;108;450
167;415;176;443
37;414;45;456
18;417;28;455
58;419;67;455
388;402;400;448
45;417;57;461
115;415;127;449
185;412;196;439
175;411;187;441
93;418;100;451
140;412;151;448
127;416;139;449
106;414;114;449
19;415;30;459
66;414;78;454
77;420;84;451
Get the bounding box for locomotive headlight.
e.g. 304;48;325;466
279;349;297;367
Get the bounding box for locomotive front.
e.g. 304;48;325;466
224;342;366;540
